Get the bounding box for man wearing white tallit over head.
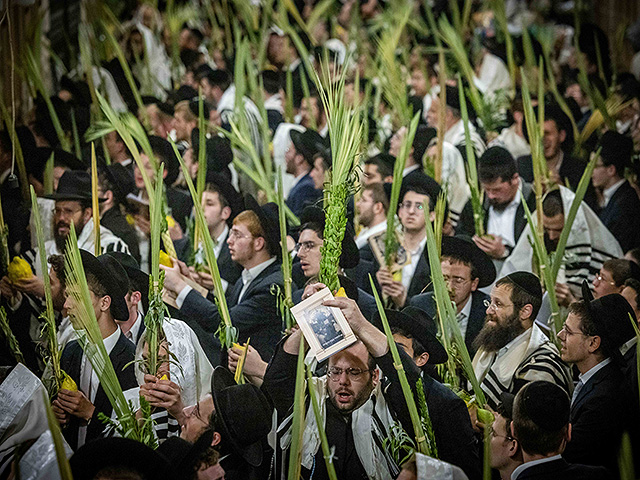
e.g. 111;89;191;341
122;318;214;443
500;186;622;327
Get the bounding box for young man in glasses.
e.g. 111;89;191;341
375;177;441;308
472;272;572;411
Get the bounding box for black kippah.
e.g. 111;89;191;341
518;381;569;431
505;271;542;298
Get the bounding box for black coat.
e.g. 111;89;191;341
409;291;489;358
517;154;586;192
420;373;481;479
101;206;140;264
292;286;378;322
594;180;640;252
179;260;285;366
562;362;631;473
456;181;536;252
59;332;137;450
166;186;194;233
514;457;612;480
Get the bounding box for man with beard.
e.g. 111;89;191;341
472;272;572;410
263;288;426;480
457;147;536;269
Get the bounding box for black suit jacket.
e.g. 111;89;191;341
59;332;137;450
595;180;640;252
562;362;630;473
179;260;285;366
517;154;586;192
1;176;30;259
515;457;612;480
420;373;481;479
456;181;536;251
409;291;489;357
166;186;194;232
101;206;140;264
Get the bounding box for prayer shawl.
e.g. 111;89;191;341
439;141;470;227
472;324;572;409
125;318;214;442
500;186;623;298
279;376;399;480
18;430;73;480
444;119;487;159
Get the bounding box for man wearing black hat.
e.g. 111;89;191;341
375;177;442;307
558;291;634;473
388;125;438;186
472;272;571;410
517;103;585;191
162;196;285;365
426;85;486;162
98;163;140;263
410;235;495;357
292;206;377;318
457;146;536;263
375;306;481;479
490;393;523;480
52;252;137;450
590;131;640;252
286;129;323;216
104;130;134;172
510;381;611;480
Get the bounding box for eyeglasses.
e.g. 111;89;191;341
190;402;209;426
558;323;589;337
399;201;424;212
593;274;616;287
489;424;515;442
53;207;83;218
295;241;321;254
327;366;372;382
443;275;470;286
483;299;514;312
228;228;252;241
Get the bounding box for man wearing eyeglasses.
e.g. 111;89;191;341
263;287;433;480
558;293;633;474
375;177;442;308
471;272;572;410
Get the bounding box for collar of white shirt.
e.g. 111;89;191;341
402;164;420;177
511;455;563;480
241;257;277;288
459;294;473;319
578;357;612;386
602;178;626;208
102;327;122;355
355;221;387;249
126;312;144;343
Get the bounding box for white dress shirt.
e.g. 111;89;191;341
401;237;427;291
237;257;277;303
601;178;626;208
487;192;521;248
456;294;473;338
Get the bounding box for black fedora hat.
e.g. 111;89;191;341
299;206;360;270
157;430;214;480
440;235;496;288
46;170;105;203
70;437;175;480
100;162;136;205
399;174;443;211
205;170;243;224
78;250;129;322
210;367;273;467
372;306;448;364
191;130;234;172
290;129;325;166
104;251;150;314
244;194;281;257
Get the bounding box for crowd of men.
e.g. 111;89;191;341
1;0;640;479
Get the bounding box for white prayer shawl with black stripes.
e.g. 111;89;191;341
444;119;486;159
439;142;470;227
24;218;130;278
279;376;399;480
499;185;622;299
472;324;572;409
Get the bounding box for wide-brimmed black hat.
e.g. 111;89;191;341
104;251;149;314
70;437;175;480
444;84;476;118
244;194;281;257
290;129;325;166
372;306;448;364
299;206;360;270
157;430;214;480
440;235;496;288
46;170;105;203
204;171;243;224
78;250;129;322
210;367;272;467
191;130;235;172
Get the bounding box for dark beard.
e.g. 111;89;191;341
473;311;525;353
488;198;511;212
53;221;69;252
544;232;558;253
